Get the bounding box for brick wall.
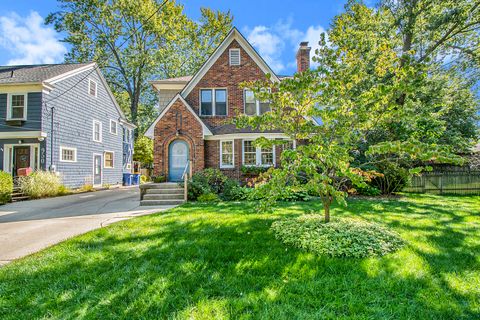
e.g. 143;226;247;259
205;139;286;183
153;98;204;178
185;40;269;129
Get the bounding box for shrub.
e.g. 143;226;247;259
58;185;72;196
140;175;148;184
271;215;404;258
194;168;228;194
251;184;312;202
220;179;240;200
153;175;166;183
18;171;63;199
0;171;13;204
373;162;410;194
187;179;211;201
79;184;95;192
197;193;220;203
241;165;269;177
355;185;382;196
187;169;232;201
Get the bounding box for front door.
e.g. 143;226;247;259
93;154;102;186
168;140;189;182
14;146;30;176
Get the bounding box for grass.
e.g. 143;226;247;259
0;194;479;319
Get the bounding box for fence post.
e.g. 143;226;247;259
439;175;443;195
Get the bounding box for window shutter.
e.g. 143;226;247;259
229;49;241;66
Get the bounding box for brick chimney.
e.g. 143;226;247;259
296;41;311;73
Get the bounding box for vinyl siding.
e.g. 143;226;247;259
42;69;127;188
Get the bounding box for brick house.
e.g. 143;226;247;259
145;27;311;181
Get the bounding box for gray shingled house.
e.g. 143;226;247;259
0;63;135;188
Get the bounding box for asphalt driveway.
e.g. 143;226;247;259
0;187;174;265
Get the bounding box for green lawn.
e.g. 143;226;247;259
1;194;479;319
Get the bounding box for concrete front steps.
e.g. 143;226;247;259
139;182;186;206
11;187;30;202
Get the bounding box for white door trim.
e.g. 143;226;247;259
92;153;103;187
3;143;40;174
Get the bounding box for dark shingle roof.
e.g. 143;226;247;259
0;63;93;85
211;123;283;135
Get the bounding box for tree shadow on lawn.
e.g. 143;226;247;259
0;199;479;319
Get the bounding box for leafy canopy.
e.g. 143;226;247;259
234;2;474;222
47;0;233;132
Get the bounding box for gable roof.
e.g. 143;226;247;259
180;27;280;97
0;63;94;85
145;94;212;138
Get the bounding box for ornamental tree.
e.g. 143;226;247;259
234;2;469;222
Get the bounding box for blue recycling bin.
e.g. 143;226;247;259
123;173;132;186
132;174;141;185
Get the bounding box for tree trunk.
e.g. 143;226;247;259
324;203;330;223
130;89;140;139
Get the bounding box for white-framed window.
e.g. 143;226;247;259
200;89;227;116
93;120;102;142
220;140;234;168
60;146;77;162
7;93;27;120
244;89;270;116
104;151;114;168
242;140;275;167
229;48;241;66
88;79;97;97
110;119;118;135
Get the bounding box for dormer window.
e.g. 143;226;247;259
88;79;97;97
7;93;27;120
200;89;227;116
229;49;241;66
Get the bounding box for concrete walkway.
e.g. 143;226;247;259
0;187;175;266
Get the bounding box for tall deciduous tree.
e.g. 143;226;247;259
46;0;232;132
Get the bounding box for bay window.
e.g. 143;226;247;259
200;89;227;116
242;140;275;167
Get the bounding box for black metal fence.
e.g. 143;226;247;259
404;171;480;195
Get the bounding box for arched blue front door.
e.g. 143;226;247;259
168;140;189;182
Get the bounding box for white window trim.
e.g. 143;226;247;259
220;140;235;168
88;78;98;97
229;48;241;66
3;144;40;173
110;119;118;135
244;89;271;116
242;139;276;167
104;150;114;168
7;93;27;121
199;88;228;116
92;120;102;142
59;146;77;163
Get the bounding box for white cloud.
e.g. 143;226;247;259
245;25;286;72
0;11;66;65
244;19;327;74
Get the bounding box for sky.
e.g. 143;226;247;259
0;0;351;75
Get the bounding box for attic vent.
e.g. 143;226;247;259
229;49;241;66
